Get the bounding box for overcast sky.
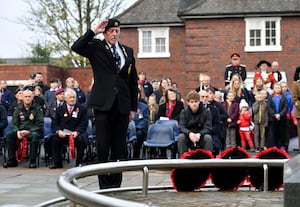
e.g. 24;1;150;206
0;0;34;58
0;0;136;59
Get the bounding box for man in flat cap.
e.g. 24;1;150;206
72;19;138;189
224;53;247;86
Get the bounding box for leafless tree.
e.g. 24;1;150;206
22;0;125;67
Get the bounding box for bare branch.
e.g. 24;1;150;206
21;0;128;67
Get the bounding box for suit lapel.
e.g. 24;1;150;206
119;43;129;72
102;40;116;71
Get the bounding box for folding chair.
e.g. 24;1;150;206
143;124;175;159
86;120;96;162
1;116;12;165
127;120;137;159
43;117;53;166
155;119;179;141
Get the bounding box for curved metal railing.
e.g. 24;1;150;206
37;158;288;207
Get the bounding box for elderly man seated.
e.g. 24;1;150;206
49;88;88;169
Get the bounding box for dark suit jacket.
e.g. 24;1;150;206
52;103;88;135
45;101;65;120
71;30;138;114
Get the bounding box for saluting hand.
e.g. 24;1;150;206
92;20;108;35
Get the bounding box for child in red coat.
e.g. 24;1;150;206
237;100;255;151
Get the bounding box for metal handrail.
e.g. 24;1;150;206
51;158;287;207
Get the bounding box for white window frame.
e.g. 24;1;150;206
244;17;282;52
137;27;170;58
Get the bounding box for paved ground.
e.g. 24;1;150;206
0;150;297;207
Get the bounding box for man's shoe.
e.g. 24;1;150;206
29;160;37;168
4;160;18;168
49;163;63;169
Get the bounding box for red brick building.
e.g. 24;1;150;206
117;0;300;96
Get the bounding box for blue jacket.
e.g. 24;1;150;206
1;89;14;110
0;105;8;137
133;101;149;134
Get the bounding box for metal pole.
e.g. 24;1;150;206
263;164;268;192
143;166;149;197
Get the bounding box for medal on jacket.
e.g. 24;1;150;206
29;113;34;120
128;64;132;74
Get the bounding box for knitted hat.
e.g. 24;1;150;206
239;99;249;110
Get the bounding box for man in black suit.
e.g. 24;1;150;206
71;19;138;189
49;88;88;168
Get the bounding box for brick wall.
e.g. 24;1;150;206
119;16;300;97
0;64;93;93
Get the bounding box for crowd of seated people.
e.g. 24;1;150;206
0;57;299;169
1;73;90;169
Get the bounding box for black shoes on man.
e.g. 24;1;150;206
49;163;63;169
3;159;37;168
3;160;18;168
29;160;37;168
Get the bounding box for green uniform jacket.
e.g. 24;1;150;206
11;102;44;135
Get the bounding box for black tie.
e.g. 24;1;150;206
112;45;121;72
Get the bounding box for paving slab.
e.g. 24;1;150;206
0;151;298;206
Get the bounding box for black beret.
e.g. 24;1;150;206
50;78;59;83
14;88;22;95
256;60;271;68
104;18;120;33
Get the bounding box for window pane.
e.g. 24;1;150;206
250;29;261;46
256;39;261;45
142;31;152;53
155;38;165;53
271;21;276;28
265;21;276;46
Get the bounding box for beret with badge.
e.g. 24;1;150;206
104;18;120;33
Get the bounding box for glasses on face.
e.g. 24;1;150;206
201;96;208;98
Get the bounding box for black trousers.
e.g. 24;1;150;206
94;106;129;189
50;133;87;166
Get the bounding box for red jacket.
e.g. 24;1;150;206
253;72;275;87
238;111;251;128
